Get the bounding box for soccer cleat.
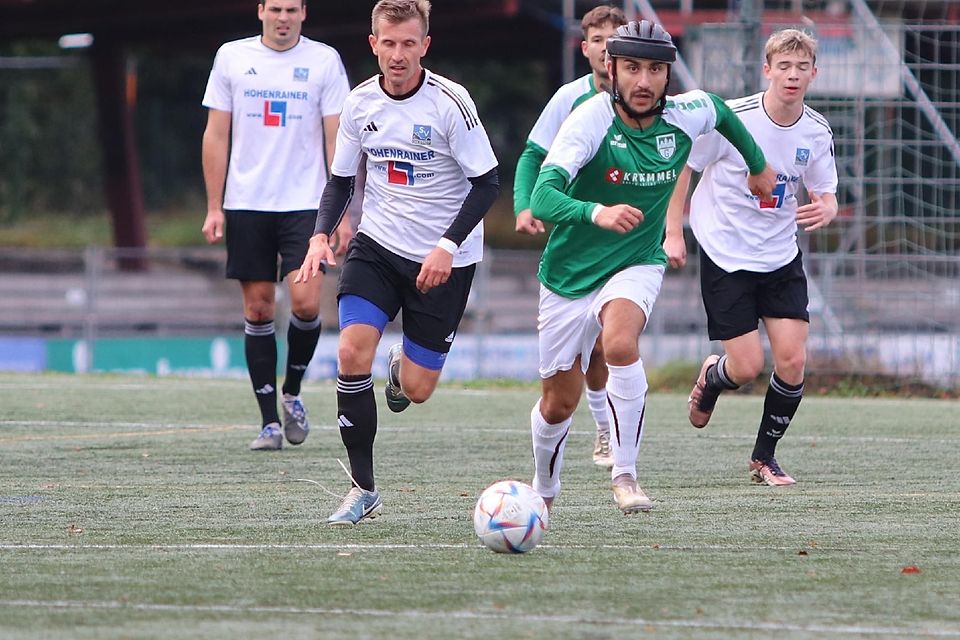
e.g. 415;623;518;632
749;457;797;486
249;423;283;451
611;473;653;514
688;354;721;428
384;343;411;413
281;393;309;445
327;487;383;526
592;432;614;468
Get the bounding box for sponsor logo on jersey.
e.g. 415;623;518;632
444;331;455;343
755;174;798;209
388;161;416;185
362;121;379;133
245;67;257;75
656;134;676;160
293;67;309;82
412;124;432;146
609;134;627;149
369;147;436;161
263;100;287;127
795;148;810;166
605;167;677;187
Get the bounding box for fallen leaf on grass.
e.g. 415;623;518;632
798;549;809;556
397;486;416;493
901;565;921;574
336;552;352;557
66;524;83;534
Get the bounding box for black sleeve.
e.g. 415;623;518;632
442;167;500;246
313;174;356;237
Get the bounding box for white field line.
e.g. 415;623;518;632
0;420;956;444
0;598;957;637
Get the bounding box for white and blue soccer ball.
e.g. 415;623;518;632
473;480;549;554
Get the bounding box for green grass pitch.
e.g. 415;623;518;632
0;373;958;639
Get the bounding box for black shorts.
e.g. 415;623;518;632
224;209;322;282
700;249;809;342
338;233;476;354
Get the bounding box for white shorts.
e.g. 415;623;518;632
538;264;665;379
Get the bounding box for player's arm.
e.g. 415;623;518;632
708;94;776;200
513;142;547;235
323;113;353;255
417;167;501;293
294;173;355;282
664;165;693;269
201;108;231;244
531;166;642;233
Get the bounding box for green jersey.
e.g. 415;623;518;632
532;90;766;298
513;74;599;214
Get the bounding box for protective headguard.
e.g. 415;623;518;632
606;20;676;120
606;20;677;63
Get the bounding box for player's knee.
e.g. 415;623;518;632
776;350;806;381
728;353;765;383
289;299;321;320
244;303;274;323
404;381;436;405
539;393;576;424
337;340;368;371
601;338;639;367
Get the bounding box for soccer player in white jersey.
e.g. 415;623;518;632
514;5;626;470
201;0;351;452
295;0;500;525
668;29;839;486
528;20;776;515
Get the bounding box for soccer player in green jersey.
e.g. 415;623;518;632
513;5;626;470
527;20;776;514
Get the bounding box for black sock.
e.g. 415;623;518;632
244;319;279;426
752;372;803;461
337;374;377;491
699;354;739;412
281;314;321;397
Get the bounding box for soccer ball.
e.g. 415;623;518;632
473;480;549;553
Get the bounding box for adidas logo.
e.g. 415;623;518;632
245;67;257;75
362;121;379;133
255;384;274;395
337;414;354;428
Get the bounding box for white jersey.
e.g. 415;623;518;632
526;74;595;152
332;69;498;266
687;92;838;273
202;36;349;212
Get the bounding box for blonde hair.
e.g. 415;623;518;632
765;29;818;64
372;0;431;37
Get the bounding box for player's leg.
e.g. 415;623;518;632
278;210;325;445
385;258;477;411
531;284;593;509
748;255;810;486
327;235;401;525
594;266;664;513
224;210;284;451
689;251;760;428
584;339;613;468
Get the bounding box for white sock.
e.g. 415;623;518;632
530;400;571;500
605;359;648;481
585;387;610;435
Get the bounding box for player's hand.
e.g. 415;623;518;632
796;191;838;231
664;231;687;269
416;246;454;294
515;209;545;235
201;209;225;244
747;164;777;203
332;223;354;257
594;204;644;233
294;234;335;283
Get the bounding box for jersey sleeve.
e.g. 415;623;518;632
513;142;547;214
686;130;728;172
329;95;363;177
708;94;766;175
526;83;579;151
318;51;350;117
804;132;839;195
540;96;607;185
445;88;499;179
201;46;233;112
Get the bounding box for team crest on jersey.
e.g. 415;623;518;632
656;134;676;160
412;124;432;146
293;67;309;82
795;148;810;166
